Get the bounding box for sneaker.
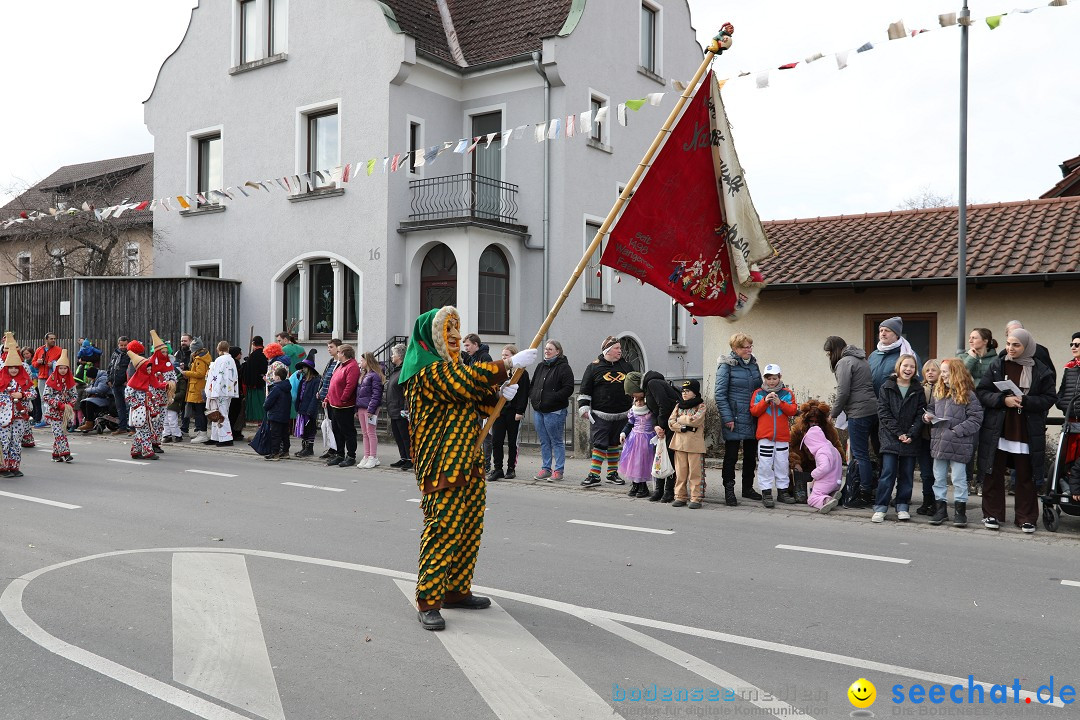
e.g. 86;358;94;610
319;450;334;460
64;455;73;463
369;457;381;468
487;468;504;482
162;436;173;444
326;455;343;466
871;511;886;523
399;460;414;471
534;469;552;480
504;469;515;479
550;470;563;482
1021;523;1036;534
34;421;47;429
897;510;911;522
390;459;405;468
581;473;601;487
190;432;209;444
264;453;279;461
688;501;702;509
671;499;687;507
819;497;839;514
338;456;356;468
983;516;1000;530
605;471;625;486
357;456;371;468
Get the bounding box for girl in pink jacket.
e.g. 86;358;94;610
790;400;846;513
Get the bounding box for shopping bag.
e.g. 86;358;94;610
247;421;272;455
321;415;336;451
652;437;674;479
294;415;306;438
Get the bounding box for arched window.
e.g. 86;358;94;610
420;243;457;313
478;245;509;335
619;336;645;373
278;258;360;340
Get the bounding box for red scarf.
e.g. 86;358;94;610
47;367;75;391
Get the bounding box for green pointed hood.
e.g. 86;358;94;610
399;306;457;384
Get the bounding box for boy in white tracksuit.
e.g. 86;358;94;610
749;364;798;508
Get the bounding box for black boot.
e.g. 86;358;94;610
762;490;775;508
724;485;739;506
953;501;968;527
792;474;808;504
929;500;949;526
915;494;936;515
649;477;665;502
777;487;797;505
486;467;504;482
661;477;675;503
294;440;314;458
742;482;762;501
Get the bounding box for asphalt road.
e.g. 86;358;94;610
1;433;1078;720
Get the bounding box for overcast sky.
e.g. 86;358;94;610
1;0;1077;220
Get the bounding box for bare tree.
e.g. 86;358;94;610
896;185;955;210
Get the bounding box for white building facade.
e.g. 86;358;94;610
145;0;704;378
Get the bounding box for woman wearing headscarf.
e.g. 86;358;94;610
976;328;1056;533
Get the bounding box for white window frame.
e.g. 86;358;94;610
583;215;610;307
267;0;288;56
231;0;288;67
186;259;223;277
640;1;663;77
406;115;424;178
186;124;224;198
16;252;31;282
296;99;341;185
124;242;141;277
588;89;610;147
271;252;362;342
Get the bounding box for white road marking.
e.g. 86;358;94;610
588;613;811;719
1;548;1065;715
281;482;344;493
186;470;238;478
1061;580;1080;588
567;519;674;535
394;580;619;720
108;459;149;466
0;490;80;510
775;544;911;565
172;554;285;720
36;450;78;455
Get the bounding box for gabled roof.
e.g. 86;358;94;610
760;196;1080;288
379;0;575;68
1041;152;1080;199
0;153;154;235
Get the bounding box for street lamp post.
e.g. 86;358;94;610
957;1;970;355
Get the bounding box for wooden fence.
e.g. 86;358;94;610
0;276;240;359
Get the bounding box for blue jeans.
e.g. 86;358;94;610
875;453;915;512
934;459;968;502
112;384;129;430
918;443;935;498
534;409;567;472
846;414;874;493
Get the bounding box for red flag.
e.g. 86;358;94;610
601;71;739;317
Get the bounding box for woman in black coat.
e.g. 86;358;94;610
528;339;575;481
872;356;926;523
976;328;1056;533
488;344;531;481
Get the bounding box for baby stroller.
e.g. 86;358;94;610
1041;412;1080;532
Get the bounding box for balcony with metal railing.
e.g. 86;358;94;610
399;173;528;238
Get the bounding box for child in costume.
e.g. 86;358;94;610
749;363;798;508
42;348;77;462
667;379;707;508
20;348;37;448
206;341;240;445
790;400;846;512
401;306;536;631
125;335;174;460
293;350;321;457
164;368;188;443
0;334;33;477
618;392;656;497
148;332;174;455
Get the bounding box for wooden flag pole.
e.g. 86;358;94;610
476;33;728;451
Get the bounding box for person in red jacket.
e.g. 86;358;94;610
749;363;798;507
325;344;360;467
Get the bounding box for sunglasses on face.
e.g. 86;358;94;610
1071;342;1080;348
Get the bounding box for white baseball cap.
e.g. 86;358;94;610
763;363;782;376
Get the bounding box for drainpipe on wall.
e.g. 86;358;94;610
531;51;551;321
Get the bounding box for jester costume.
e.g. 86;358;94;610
148;332;175;452
401;307;511;627
0;334;33;477
125;339;174;460
42;349;77;462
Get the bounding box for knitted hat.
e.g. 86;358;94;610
879;316;903;336
623;371;643;395
681;378;701;396
189;336;205;354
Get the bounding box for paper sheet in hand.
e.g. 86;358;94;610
926;415;950;426
994;379;1024;396
835;411;848;431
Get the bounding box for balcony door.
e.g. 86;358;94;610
471;112;502;220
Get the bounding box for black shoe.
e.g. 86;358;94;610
326;455;343;466
390;459;405;468
983;516;1000;530
649;477;665;502
606;471;625;485
844;494;870;509
929;500;949;526
725;488;739;507
152;444;164;454
915;496;936;515
671;499;687;507
777;488;797;505
762;490;775;508
581;473;601;487
265;453;279;461
338;456;356;468
216;440;233;447
661;480;675;503
504;468;515;479
418;610;445;631
953;501;968;528
295;443;314;458
399;460;414;471
64;455;73;463
627;485;639;497
742;488;763;501
319;450;333;459
9;470;24;478
1;471;13;478
688;501;702;509
442;594;492;610
486;468;504;482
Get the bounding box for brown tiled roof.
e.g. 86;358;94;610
1041;152;1080;199
380;0;574;67
760;196;1080;288
1;153;153;235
